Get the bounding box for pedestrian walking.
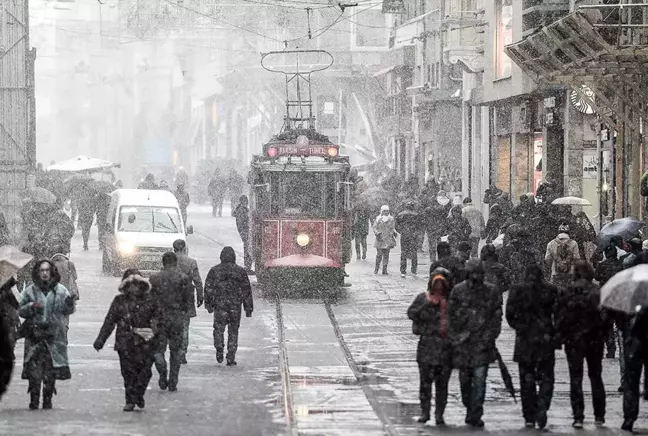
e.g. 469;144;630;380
462;198;485;257
484;204;505;244
429;242;466;287
18;260;75;409
448;259;503;427
408;267;453;425
556;261;607;428
232;195;254;273
423;190;450;261
446;205;471;254
50;253;78;330
622;238;643;269
621;307;648;432
480;244;510;293
174;184;191;227
500;228;542;285
150;252;192;392
0;301;13;401
352;207;371;261
93;270;158;411
96;192;111;250
396;201;422;277
595;244;624;359
44;201;75;257
138;174;159;190
373;205;397;275
173;239;203;364
78;190;97;252
204;247;253;366
506;264;559;429
545;225;580;288
208;170;225;217
228;169;246;212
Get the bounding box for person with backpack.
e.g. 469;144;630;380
506;264;559;429
407;268;453;425
556;261;607;429
545;225;580;288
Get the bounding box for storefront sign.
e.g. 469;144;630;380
382;0;405;13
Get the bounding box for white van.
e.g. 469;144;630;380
102;189;190;275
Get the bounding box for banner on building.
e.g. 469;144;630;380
382;0;405;14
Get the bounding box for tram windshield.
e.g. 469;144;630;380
267;172;337;218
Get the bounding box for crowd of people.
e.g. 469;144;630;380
395;177;648;432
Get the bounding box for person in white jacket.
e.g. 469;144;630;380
462;198;485;257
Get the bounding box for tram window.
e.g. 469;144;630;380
283;173;322;215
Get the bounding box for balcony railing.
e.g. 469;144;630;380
442;0;485;72
579;3;648;47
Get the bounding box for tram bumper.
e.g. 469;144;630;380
262;254;343;288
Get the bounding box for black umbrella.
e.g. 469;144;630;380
597;217;645;247
496;349;517;403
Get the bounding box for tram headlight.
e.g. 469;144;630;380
296;233;310;248
268;147;278;158
327;147;338;157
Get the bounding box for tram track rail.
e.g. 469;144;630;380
273;290;398;436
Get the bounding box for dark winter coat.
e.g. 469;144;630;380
408;292;452;367
149;266;192;323
395;209;422;249
594;257;623;286
232;203;250;239
446;211;471;247
93;274;159;355
352;209;370;238
555;279;606;348
429;255;466;287
500;242;542;285
483;260;510;292
0;278;19;351
205;247;253;315
448;280;502;368
506;280;559;363
484;209;505;243
208;177;223;199
424;201;450;236
176;253;203;318
44;209;75;256
0;308;13;400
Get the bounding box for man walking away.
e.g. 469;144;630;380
204;247;253;366
429;242;466;287
408;268;453;425
448;259;502;428
173;240;203;365
506;264;559;429
174;184;191;228
232;196;254;274
150;253;192;392
545;225;580;288
424;190;451;261
208;170;225;217
621;307;648;432
556;261;607;428
462;198;485;257
480;244;510;293
595;244;623;360
352;208;370;261
396;201;422;277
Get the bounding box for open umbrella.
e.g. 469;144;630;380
22;187;56;205
495;349;517;403
552;196;592;206
601;264;648;314
48;156;119;172
599;217;645;247
0;246;33;287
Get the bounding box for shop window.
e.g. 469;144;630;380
495;0;513;79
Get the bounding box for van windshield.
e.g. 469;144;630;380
118;206;181;233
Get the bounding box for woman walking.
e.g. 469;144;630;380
446;205;471;254
407;268;453;425
94;269;158;411
19;260;75;410
374;205;397;275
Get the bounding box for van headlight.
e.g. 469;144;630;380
118;242;136;255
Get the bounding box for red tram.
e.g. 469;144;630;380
250;50;352;289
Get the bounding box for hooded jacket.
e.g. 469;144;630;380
205;247;253;315
407;269;452;366
374;210;397;250
462;203;485;239
446;206;471;246
94;274;159;353
150;263;192;321
51;253;78;301
555;278;606;348
545;233;580;278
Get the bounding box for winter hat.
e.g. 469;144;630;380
558;223;570;234
118;273;151;293
380;205;390;213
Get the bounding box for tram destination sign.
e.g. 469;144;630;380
275;145;331;157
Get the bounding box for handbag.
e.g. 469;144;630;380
124;304;155;350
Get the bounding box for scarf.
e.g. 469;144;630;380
427;274;449;338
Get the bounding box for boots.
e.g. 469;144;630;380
42;381;56;410
418;401;431;423
28;380;40;410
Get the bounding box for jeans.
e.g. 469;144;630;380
211;196;224;217
213;308;242;362
400;243;418;275
469;236;480;258
354;235;367;259
154;317;184;389
374;249;390;274
418;363;451;419
623;339;648;421
565;343;606;420
182;317;190;355
118;350;153;405
80;218;93;248
427;232;442;261
519;356;555;423
459;365;489;423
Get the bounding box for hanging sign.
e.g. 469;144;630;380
382;0;405;13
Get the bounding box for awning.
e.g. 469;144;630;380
47;156;120;172
373;65;397;77
391;10;436;49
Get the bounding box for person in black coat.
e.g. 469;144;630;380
595;244;624;360
396;201;422;277
506;264;558;429
94;270;159;411
480;244;510;293
232;195;254;273
621;308;648;432
150;253;192;392
446;205;471;254
429;242;466;287
204;247;253;366
408;268;453;425
448;259;502;428
556;261;607;429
